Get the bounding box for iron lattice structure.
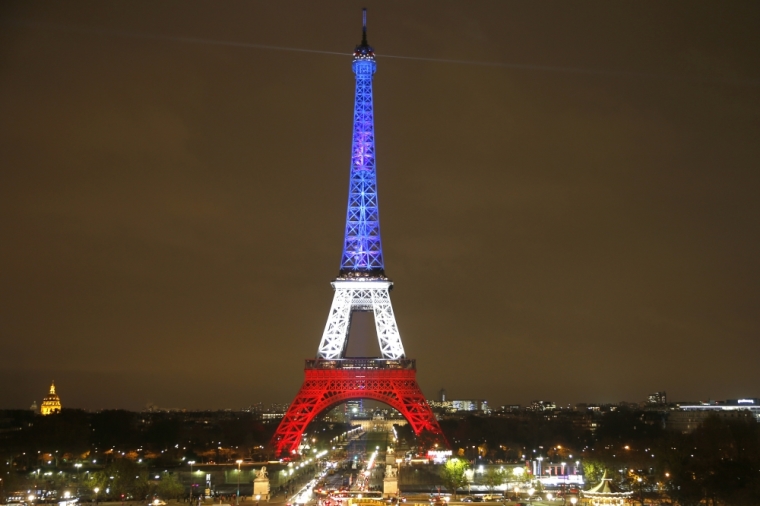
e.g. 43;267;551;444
316;280;405;360
271;11;445;457
340;11;383;277
272;362;443;456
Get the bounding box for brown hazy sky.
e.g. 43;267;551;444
1;1;759;411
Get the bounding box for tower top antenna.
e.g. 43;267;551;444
362;8;368;45
353;8;375;64
362;7;367;42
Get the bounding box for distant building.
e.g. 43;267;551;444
648;391;667;405
428;399;453;411
668;408;755;432
346;400;364;418
501;405;521;412
668;398;760;432
320;404;346;422
248;402;264;413
439;388;447;402
451;399;490;413
528;400;556;412
248;402;292;421
350;418;407;432
728;398;760;406
267;403;290;413
30;401;38;412
40;381;62;415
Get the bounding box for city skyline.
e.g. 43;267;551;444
1;2;759;411
18;378;759;414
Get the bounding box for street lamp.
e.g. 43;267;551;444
569;498;577;505
236;460;243;506
74;463;82;482
188;461;196;502
94;487;100;506
527;488;534;503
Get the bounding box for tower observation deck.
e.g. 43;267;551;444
270;10;445;457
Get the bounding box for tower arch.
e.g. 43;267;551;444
271;361;443;456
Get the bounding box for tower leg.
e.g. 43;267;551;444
316;288;354;359
371;288;405;359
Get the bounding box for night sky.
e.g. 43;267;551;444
2;2;759;411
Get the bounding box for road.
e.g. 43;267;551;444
276;431;392;505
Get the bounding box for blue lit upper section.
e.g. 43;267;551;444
339;13;385;279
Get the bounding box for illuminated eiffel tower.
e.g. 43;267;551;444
271;10;445;456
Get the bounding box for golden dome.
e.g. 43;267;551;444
40;381;62;415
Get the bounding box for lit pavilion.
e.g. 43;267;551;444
581;471;634;505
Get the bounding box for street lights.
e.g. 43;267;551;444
569;498;577;506
189;461;196;502
94;487;100;506
236;460;243;506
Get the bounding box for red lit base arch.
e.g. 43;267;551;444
271;359;446;457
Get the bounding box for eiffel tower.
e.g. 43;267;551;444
271;10;445;457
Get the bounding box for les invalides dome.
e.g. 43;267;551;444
40;381;62;415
